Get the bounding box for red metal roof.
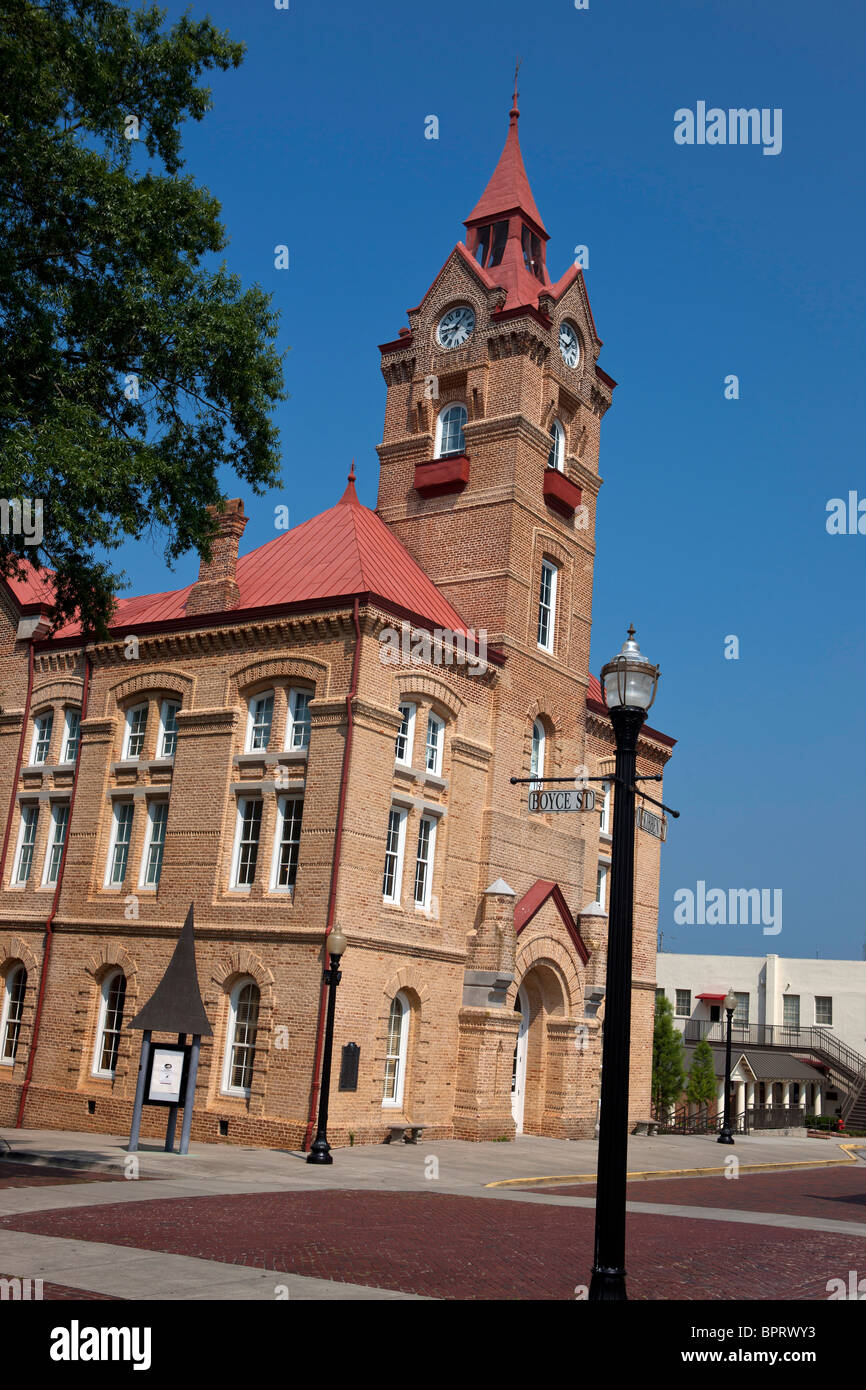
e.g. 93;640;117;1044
465;106;548;238
514;879;589;963
6;475;474;641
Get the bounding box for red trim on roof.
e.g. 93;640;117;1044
514;879;589;964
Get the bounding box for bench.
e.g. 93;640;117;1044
385;1122;426;1145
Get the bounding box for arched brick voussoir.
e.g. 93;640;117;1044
83;943;140;986
29;678;86;710
230;656;330;700
391;672;465;727
106;667;196;714
511;934;582;1013
382;966;431;1008
0;936;41;975
210;951;275;1000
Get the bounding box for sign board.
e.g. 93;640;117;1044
636;805;667;841
145;1045;190;1106
528;787;596;813
338;1042;361;1092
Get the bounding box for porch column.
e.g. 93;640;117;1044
783;1082;792;1108
814;1087;822;1117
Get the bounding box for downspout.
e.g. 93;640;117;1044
303;598;361;1150
0;639;35;886
16;651;92;1127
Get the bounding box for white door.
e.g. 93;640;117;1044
511;987;529;1132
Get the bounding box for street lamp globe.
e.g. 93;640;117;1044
328;928;348;958
600;626;660;713
723;988;737;1012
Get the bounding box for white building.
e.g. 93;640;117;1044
655;952;866;1128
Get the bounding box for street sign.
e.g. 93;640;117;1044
528;787;596;813
636;805;667;840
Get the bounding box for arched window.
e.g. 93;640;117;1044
434;404;467;459
547;419;565;471
382;992;410;1108
93;970;126;1077
222;978;260;1096
0;965;27;1065
530;720;546;789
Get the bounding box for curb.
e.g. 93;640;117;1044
486;1145;865;1190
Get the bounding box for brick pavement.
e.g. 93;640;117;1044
2;1188;862;1300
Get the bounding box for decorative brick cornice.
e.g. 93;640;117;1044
0;710;24;731
174;707;239;736
105;667;196;713
80;715;117;740
450;736;493;768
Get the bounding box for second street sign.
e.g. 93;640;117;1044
528;787;596;813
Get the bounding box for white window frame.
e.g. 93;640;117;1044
270;794;304;892
105;802;135;887
231;796;263;890
675;989;691;1018
285;687;311;751
815;996;833;1027
122;703;149;761
733;992;750;1025
60;708;81;764
425;712;444;776
395;702;416;766
382;806;408;904
0;965;27;1066
783;994;801;1029
139;801;169;889
599;780;612;836
221;977;260;1098
42;802;70;886
434;403;467;459
547;418;565;471
382;991;410;1108
530;719;546;789
13;805;39;885
596;861;609;912
92;969;126;1079
413;815;437;911
158;700;180;759
537;560;557;653
246;691;275;753
30;711;53;766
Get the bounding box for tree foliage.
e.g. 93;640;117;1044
686;1036;718;1108
652;993;686;1116
0;0;286;634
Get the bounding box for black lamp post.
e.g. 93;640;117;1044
589;626;660;1303
717;988;737;1145
307;927;348;1165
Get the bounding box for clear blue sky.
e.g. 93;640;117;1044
115;0;865;961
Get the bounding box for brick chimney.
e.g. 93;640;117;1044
185;499;248;616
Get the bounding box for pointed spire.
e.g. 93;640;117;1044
339;459;360;506
128;903;213;1035
464;85;547;239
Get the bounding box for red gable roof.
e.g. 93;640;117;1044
4;476;475;642
514;879;589;963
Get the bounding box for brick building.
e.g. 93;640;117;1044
0;100;674;1149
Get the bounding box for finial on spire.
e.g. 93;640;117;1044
627;623;636;641
510;56;521;122
348;459;356;483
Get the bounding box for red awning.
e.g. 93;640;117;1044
696;992;727;1001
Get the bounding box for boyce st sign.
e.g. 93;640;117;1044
528;787;596;813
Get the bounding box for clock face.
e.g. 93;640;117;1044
437;305;475;349
559;321;580;369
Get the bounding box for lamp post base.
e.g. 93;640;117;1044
306;1139;333;1165
717;1130;735;1145
589;1267;627;1301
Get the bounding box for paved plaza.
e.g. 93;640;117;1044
0;1128;863;1300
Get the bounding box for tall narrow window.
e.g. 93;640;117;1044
13;806;39;884
61;709;80;763
233;798;263;887
222;979;260;1095
0;966;27;1065
246;692;274;752
537;560;557;653
413;815;437;910
382;992;410;1107
158;701;179;758
272;796;303;891
675;989;691;1018
43;803;70;886
106;803;134;886
286;688;311;750
596;861;609;911
123;704;148;760
547;419;565;471
530;720;546;790
435;403;467;459
141;802;169;888
783;995;800;1029
31;712;53;765
93;970;126;1077
733;992;750;1025
382;807;407;903
599;780;612;835
395;703;416;766
815;996;833;1026
425;713;444;776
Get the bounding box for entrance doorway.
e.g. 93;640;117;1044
511;986;529;1133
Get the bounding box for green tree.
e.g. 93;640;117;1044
652;994;686;1117
0;0;286;635
686;1035;718;1109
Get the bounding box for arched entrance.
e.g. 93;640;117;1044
511;986;529;1132
510;963;569;1136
